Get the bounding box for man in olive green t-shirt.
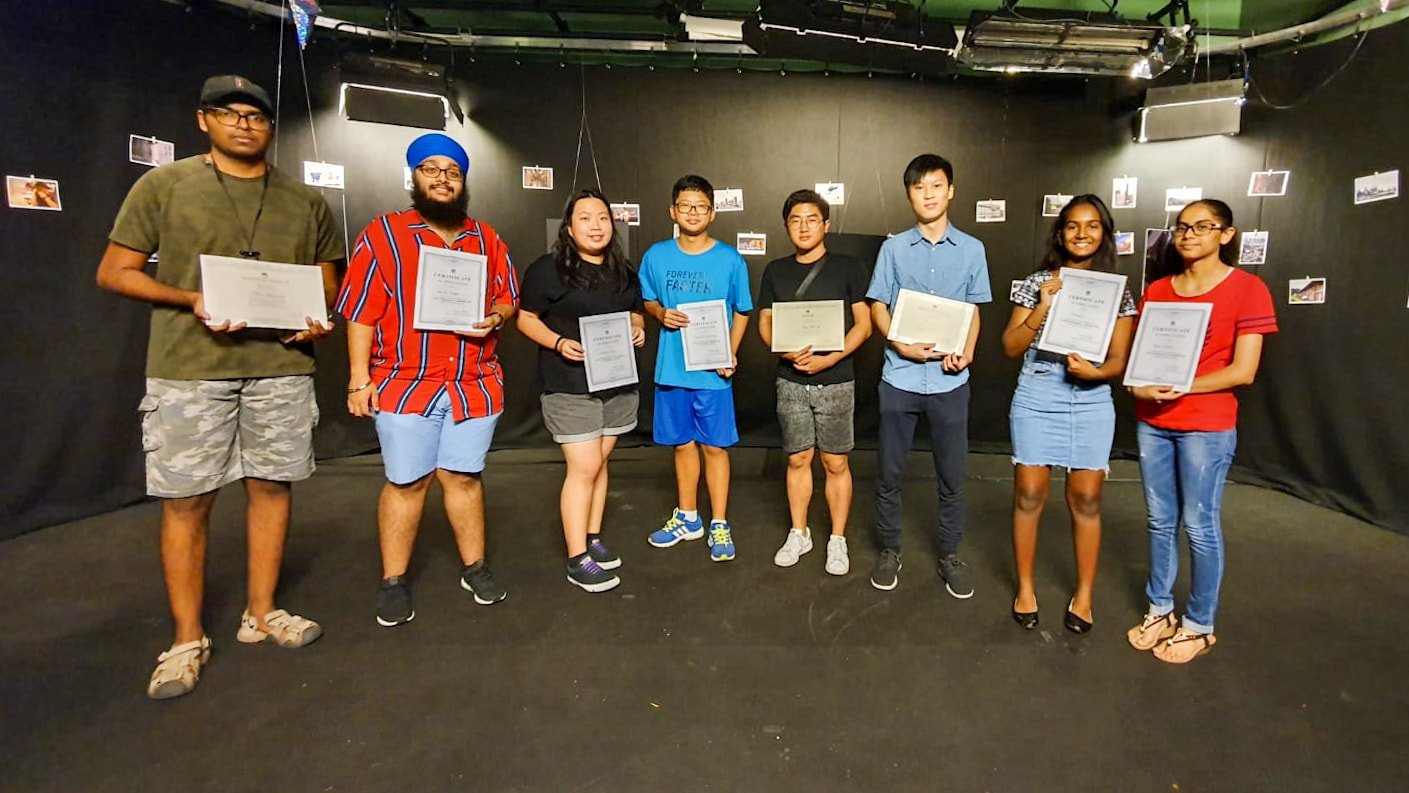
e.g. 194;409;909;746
96;75;344;700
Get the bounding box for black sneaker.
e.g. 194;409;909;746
870;549;902;591
460;560;507;605
586;536;622;570
567;555;621;593
937;554;974;599
376;576;415;627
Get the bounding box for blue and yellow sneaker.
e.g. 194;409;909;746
648;509;705;548
707;520;736;562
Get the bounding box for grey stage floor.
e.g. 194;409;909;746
3;448;1407;792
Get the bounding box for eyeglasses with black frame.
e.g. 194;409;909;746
1171;221;1227;237
202;106;273;130
416;163;464;182
674;201;712;215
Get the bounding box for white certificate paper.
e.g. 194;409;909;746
413;247;488;332
1036;268;1128;363
199;255;327;331
886;288;975;354
770;300;845;353
1123;302;1212;393
678;299;734;371
579;311;638;392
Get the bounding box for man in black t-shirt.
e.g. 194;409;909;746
756;189;873;576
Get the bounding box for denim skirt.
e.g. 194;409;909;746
1009;349;1116;471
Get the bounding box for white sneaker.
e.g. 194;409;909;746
825;535;850;576
773;528;813;567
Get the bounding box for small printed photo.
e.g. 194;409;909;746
714;188;744;212
6;175;62;211
1115;231;1135;256
1354;170;1399;205
303;161;345;190
1009;279;1023;301
975;199;1006;223
1239;231;1269;265
736;232;767;256
1112;176;1138;209
815;182;846;206
1142;227;1174;291
1042;194;1073;217
1247;170;1290;197
522;166;554;190
1165;186;1202;213
129;134;174;168
672;223;680;239
1289;277;1327;305
610;202;641;226
404;167;414;190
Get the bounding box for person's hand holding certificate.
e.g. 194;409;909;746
678;299;734;372
199;254;329;332
579;311;639;392
770;300;845;354
413;247;488;333
886;288;975;356
1123;301;1212;395
1036;268;1127;363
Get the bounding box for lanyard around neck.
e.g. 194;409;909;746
211;163;270;259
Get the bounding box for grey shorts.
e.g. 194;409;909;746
541;390;639;444
776;378;855;455
138;376;318;498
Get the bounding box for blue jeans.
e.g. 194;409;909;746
1136;421;1237;634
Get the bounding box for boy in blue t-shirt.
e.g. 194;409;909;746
640;175;753;561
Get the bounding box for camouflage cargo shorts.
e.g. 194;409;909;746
138;376;319;498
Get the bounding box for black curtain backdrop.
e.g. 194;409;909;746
3;1;1406;537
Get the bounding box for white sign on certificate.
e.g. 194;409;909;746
886;288;975;354
579;311;638;392
1036;268;1127;362
413;247;487;332
770;300;845;353
678;299;734;371
1123;302;1212;393
199;255;327;331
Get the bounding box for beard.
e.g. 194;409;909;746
411;182;469;227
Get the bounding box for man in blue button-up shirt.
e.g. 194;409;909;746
865;154;992;595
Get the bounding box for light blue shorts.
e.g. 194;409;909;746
374;391;501;484
1009;349;1115;472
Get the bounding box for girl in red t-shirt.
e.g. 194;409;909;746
1125;199;1277;663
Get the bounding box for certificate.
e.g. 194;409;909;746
770;300;845;353
579;311;638;392
1036;268;1128;362
1123;302;1212;393
199;255;327;331
413;247;487;332
885;288;975;354
678;299;734;371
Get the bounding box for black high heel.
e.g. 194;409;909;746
1064;600;1093;634
1012;599;1039;630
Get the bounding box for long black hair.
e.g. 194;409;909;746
553;188;635;292
1039;194;1116;272
1149;198;1241;282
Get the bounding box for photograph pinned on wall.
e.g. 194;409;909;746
1239;230;1269;266
1142;227;1174;291
303;161;345;190
1041;194;1073;217
672;223;680;239
1247;170;1290;197
1164;186;1202;213
403;167;414;190
815;182;846;206
1115;231;1135;256
975;199;1006;223
736;232;767;256
522;166;554;190
1112;176;1138;209
5;175;62;211
610;203;641;226
128;134;174;168
714;188;744;212
1289;277;1327;305
1354;170;1399;205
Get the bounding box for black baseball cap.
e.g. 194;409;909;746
199;75;274;116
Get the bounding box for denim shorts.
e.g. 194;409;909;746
1008;350;1115;471
777;378;855;455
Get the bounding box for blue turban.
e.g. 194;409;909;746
406;133;469;174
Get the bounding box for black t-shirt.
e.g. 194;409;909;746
519;253;644;395
757;252;869;385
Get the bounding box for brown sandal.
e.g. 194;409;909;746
1126;612;1177;651
1153;629;1217;664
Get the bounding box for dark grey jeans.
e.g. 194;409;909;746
873;380;969;555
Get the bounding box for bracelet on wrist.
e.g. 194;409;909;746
347;381;373;394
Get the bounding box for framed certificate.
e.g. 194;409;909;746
1123;302;1212;393
199;255;327;331
579;311;638;392
770;300;845;353
1036;268;1128;363
886;288;975;354
413;247;488;332
678;299;734;371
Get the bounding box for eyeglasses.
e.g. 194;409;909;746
674;202;712;215
787;216;824;229
416;163;464;181
1171;221;1227;237
203;106;272;130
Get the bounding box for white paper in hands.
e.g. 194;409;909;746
413;247;488;332
579;311;639;391
885;288;975;354
1036;268;1127;363
199;255;328;331
678;299;734;371
1123;301;1212;393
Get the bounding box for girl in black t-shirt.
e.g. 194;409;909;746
517;189;645;593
